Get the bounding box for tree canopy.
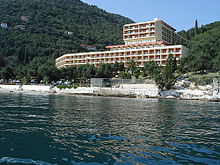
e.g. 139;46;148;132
0;0;132;80
178;21;220;72
0;1;219;84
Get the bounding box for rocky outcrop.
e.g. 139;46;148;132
0;80;219;102
159;79;220;101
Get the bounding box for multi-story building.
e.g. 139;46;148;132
56;18;188;69
123;18;186;45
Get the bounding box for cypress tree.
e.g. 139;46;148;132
161;55;177;90
195;19;199;35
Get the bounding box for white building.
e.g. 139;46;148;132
1;23;8;28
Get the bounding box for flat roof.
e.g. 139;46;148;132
124;20;156;27
157;20;176;31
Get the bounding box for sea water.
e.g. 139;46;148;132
0;92;219;164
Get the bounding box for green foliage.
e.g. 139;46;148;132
143;56;177;90
0;0;219;88
112;61;125;74
178;21;220;73
0;66;15;80
127;59;137;75
187;72;220;86
56;62;125;82
13;56;60;82
133;68;141;79
195;19;199;35
96;63;114;78
0;0;132;80
118;71;131;79
161;55;177;90
143;61;158;78
177;21;220;41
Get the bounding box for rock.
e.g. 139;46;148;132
166;95;177;99
198;85;212;90
160;90;181;98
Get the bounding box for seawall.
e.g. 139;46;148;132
0;84;159;98
54;86;159;98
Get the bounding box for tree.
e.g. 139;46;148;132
195;19;199;35
180;24;220;72
127;59;137;75
113;61;120;76
0;66;14;80
189;52;212;72
0;0;132;81
118;62;125;72
213;53;220;71
161;55;177;90
143;61;158;78
152;55;177;90
133;68;141;79
96;63;113;78
118;71;131;79
0;56;5;68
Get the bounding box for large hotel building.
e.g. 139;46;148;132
56;18;189;69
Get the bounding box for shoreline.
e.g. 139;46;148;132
0;84;219;102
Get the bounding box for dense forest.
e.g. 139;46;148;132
178;21;220;72
0;0;132;81
0;0;219;86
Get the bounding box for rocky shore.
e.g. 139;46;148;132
0;80;219;102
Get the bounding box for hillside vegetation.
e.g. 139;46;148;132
0;0;132;80
0;0;219;85
178;21;220;72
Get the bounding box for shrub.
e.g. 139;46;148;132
188;72;220;85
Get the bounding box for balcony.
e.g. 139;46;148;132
139;25;150;29
123;33;129;36
130;26;138;29
130;31;138;34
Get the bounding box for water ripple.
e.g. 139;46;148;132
0;157;56;165
0;93;219;164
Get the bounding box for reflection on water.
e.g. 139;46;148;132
0;92;220;164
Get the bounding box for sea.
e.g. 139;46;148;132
0;92;219;165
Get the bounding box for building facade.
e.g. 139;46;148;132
123;18;186;45
1;23;8;28
56;18;188;69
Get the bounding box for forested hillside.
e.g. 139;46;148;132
0;0;132;80
178;21;220;72
0;0;219;83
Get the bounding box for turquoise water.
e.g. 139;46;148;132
0;92;219;165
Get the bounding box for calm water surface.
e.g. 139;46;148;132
0;92;219;165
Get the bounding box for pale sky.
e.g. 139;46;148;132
81;0;220;31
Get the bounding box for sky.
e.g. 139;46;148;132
81;0;220;32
